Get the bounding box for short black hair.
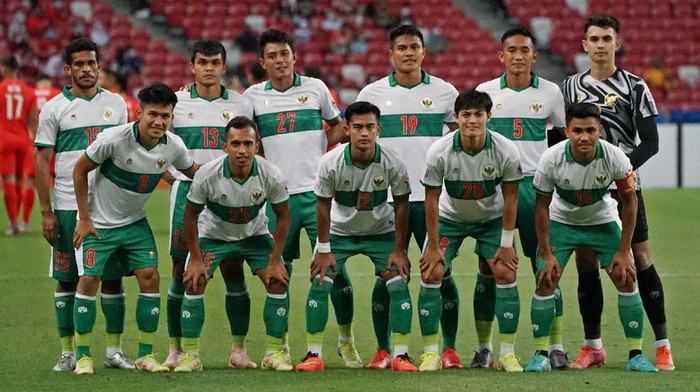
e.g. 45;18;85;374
137;83;178;109
565;102;601;125
35;73;51;82
225;116;258;139
584;14;620;36
454;89;492;114
248;62;266;81
64;38;100;65
344;101;380;123
101;69;128;91
191;39;227;64
501;26;537;47
1;56;19;71
390;24;424;48
259;29;295;57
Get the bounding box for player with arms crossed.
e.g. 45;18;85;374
244;29;358;367
420;89;523;372
475;27;568;369
295;101;417;372
561;14;673;370
34;38;132;372
71;83;198;375
163;39;256;370
525;102;656;373
174;116;292;372
356;24;462;369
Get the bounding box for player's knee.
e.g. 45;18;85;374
266;279;287;295
632;242;652;269
421;267;444;284
100;278;123;294
56;280;77;293
171;258;185;280
135;267;160;293
494;267;516;285
77;275;101;296
185;276;207;295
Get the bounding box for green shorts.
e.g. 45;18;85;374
267;191;317;262
391;201;426;251
537;220;622;273
77;218;159;277
189;235;274;277
49;210;126;282
328;232;397;275
438;216;502;271
168;180;191;259
516;176;537;259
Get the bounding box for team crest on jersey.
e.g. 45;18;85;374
372;175;385;188
264;99;270;107
102;106;114;121
421;97;434;110
595;173;609;186
604;93;619;107
251;189;264;203
155;157;168;170
530;101;544;114
453;168;459;174
496;103;503;110
482;164;496;179
220;194;227;201
188;112;194;120
221;109;234;123
297;94;309;106
563;179;570;186
126;158;133;165
343;180;351;186
149;251;155;259
71;113;77;121
385;100;393;107
576;93;584;103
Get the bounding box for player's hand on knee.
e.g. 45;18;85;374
492;246;519;272
310;253;336;284
388;250;411;283
537;254;560;289
264;261;290;288
183;258;208;292
419;246;446;278
73;218;99;249
607;249;636;286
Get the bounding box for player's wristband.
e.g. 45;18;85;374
500;229;514;248
316;241;331;253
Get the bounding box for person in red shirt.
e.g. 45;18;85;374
97;69;139;121
34;73;61;111
0;56;38;235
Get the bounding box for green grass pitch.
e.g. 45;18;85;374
1;188;698;391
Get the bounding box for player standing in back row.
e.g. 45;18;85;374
561;14;673;371
243;29;359;367
356;24;461;369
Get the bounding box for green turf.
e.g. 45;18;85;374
0;188;698;391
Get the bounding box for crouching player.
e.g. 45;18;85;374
71;83;199;375
295;101;417;372
175;116;292;372
525;102;656;372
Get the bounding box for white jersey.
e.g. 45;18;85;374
85;122;194;228
422;131;523;224
533;139;634;226
244;74;341;195
315;143;411;236
357;72;458;202
34;86;127;210
477;73;565;176
187;155;288;241
171;85;254;181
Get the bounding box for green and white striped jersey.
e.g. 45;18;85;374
315;143;411;236
244;74;340;195
534;139;634;226
84;122;194;228
34;86;127;210
477;73;565;177
357;71;458;202
171;85;253;181
422;131;523;224
187;155;288;241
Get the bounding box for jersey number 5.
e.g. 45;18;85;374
513;118;523;139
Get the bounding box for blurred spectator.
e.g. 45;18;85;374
304;65;339;104
372;0;398;29
8;12;29;50
349;31;368;55
426;26;450;54
26;8;49;38
42;50;64;78
227;74;245;94
89;21;110;47
236;26;259;53
113;45;143;77
398;3;415;26
34;73;61;111
322;11;344;32
643;58;672;100
293;17;312;44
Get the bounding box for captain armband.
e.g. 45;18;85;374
614;170;637;195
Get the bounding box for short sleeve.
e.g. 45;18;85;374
632;80;659;119
171;137;195;171
442;83;459;125
314;156;335;199
186;171;208;206
500;139;523;183
421;143;445;188
611;146;634;180
388;159;411;197
266;162;290;205
533;154;554;195
319;82;341;121
35;105;58;147
550;89;566;128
